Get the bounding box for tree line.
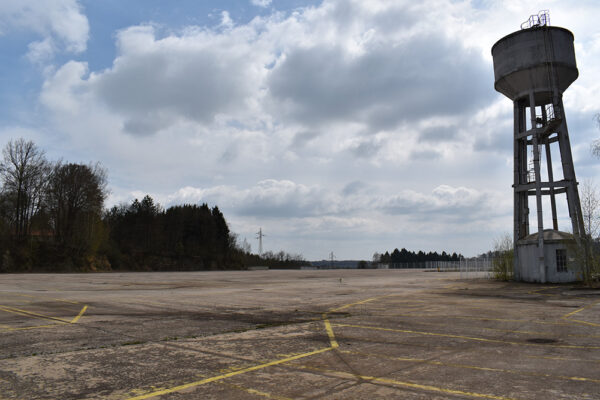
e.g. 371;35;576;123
0;138;305;272
374;248;462;264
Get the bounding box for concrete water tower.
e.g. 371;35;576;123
492;11;584;283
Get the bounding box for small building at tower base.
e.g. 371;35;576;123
516;230;577;283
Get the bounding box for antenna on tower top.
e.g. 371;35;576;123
256;228;266;256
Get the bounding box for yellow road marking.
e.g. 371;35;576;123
356;311;572;326
435;315;571;326
322;315;338;348
332;323;600;349
562;299;600;319
525;354;600;363
0;304;87;330
126;347;333;399
379;316;600;339
122;287;595;400
329;296;383;312
293;364;520;400
0;305;70;324
322;294;396;351
0;324;60;332
568;318;600;327
217;381;294;400
340;349;600;383
528;286;559;296
472;324;600;338
125;295;393;399
0;292;80;304
70;305;88;323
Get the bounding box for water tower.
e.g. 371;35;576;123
492;11;584;282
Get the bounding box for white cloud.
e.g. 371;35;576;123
26;37;56;64
161;180;506;223
40;60;89;114
251;0;272;8
0;0;89;61
85;24;270;135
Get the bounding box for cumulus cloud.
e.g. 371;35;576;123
39;0;495;140
40;60;90;114
0;0;89;61
88;24;267;135
166;180;339;218
162;180;506;223
268;36;492;130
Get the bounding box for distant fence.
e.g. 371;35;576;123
386;258;494;279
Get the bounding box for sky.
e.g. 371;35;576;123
1;0;600;261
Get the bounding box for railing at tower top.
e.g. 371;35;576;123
521;10;550;30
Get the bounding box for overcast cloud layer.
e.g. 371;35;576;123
1;0;600;259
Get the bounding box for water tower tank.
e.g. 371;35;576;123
492;27;578;102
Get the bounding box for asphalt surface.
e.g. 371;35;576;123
0;270;599;399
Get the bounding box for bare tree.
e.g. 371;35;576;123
580;179;600;238
372;252;381;264
492;233;513;281
0;139;50;239
46;162;107;252
571;179;600;285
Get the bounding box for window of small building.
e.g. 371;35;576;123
556;249;567;272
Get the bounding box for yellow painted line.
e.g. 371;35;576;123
329;296;386;312
562;299;600;319
568;318;600;327
525;355;600;363
70;305;88;323
358;312;571;326
473;325;600;339
293;365;519;400
332;323;600;349
0;324;60;332
340;349;600;384
563;308;585;318
386;317;600;339
322;315;339;349
217;381;294;400
528;286;558;296
0;292;80;304
437;315;571;326
0;304;87;326
126;347;333;399
0;305;70;324
322;294;397;350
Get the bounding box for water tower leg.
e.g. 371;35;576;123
513;101;520;280
513;99;530;281
529;92;546;283
541;106;559;230
555;97;585;237
545;140;559;230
